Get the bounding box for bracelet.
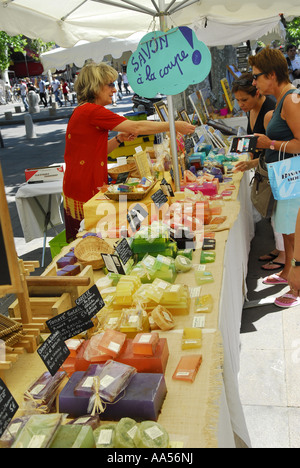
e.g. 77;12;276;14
115;136;122;145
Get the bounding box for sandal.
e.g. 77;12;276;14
262;274;288;285
261;261;285;271
275;293;300;308
259;252;278;262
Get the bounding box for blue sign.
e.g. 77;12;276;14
127;26;211;98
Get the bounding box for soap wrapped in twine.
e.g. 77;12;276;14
90;376;105;416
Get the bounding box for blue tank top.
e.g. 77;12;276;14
265;89;300;164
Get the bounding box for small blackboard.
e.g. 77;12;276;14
101;253;126;275
127;203;148;232
151;189;168;208
75;284;105;318
37;331;70;376
46;305;94;341
115;238;133;265
161;178;174;197
116;171;130;184
0;379;19;438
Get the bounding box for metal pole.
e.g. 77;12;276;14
158;0;181;192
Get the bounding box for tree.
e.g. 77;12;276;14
285;17;300;46
0;31;27;72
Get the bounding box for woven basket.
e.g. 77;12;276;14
108;163;140;180
74;237;115;270
104;181;157;201
0;314;22;339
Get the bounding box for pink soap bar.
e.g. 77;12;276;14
97;330;127;358
132;333;159;356
116;338;169;374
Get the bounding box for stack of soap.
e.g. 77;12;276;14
59;371;167;421
96;329;127;358
83;334;116;362
114;276;141;306
160;285;190;315
116;338;169;374
132;332;159;356
49;425;95;448
24;371;66;413
56;255;77;269
56;264;81;276
145;279;170;304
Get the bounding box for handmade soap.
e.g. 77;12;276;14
195;294;213;313
181;328;202;350
119;308;143;334
0;416;30;448
151;305;175;331
132;332;159;356
96;276;113;291
172;355;202;383
12;414;63;448
162;284;185;303
66;339;85;358
200;250;216;264
56;255;76;269
49;425;95;448
134;421;169;448
177;249;193;260
56;264;81;276
195;265;214;285
146;279;170;303
74;364;105;397
94;424;116;448
97;329;127;358
97;360;136;403
24;371;66;413
59;371;167;421
113;418;138;448
100;310;123;331
83;335;114;362
67;415;100;430
174;255;192;272
117;338;169;374
154;255;175;272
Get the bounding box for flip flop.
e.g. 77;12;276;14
262;274;288;285
275;293;300;308
261;261;285;271
259;252;278;262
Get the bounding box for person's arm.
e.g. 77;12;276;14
234;158;259;172
112;118;195;137
107;132;137;154
288;208;300;295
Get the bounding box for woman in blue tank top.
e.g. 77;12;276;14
249;47;300;308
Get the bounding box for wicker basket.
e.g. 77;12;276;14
105;181;157;201
108;163;140;180
74;237;115;270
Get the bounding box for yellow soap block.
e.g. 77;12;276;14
195;294;213;313
181;328;202;350
162;284;185;303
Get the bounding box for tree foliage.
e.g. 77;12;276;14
285;17;300;46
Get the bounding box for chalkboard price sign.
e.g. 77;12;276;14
151;189;168;208
46;305;94;342
115;238;133;266
75;284;105;318
37;331;70;376
0;379;19;438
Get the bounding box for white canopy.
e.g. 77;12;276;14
0;0;299;49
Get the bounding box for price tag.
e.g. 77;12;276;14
37;331;70;376
75;284;105;318
151;189;168;208
160;178;174;197
46;305;94;341
127;203;148;232
0;379;19;438
101;254;125;275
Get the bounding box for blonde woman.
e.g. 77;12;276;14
63;62;195;242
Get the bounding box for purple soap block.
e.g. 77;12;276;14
59;371;167;421
56;255;76;269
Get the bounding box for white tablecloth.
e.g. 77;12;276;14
15;180;63;242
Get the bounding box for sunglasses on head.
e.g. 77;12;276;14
252;72;266;80
234;78;253;87
107;82;116;88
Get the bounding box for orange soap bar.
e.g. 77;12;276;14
116;338;169;374
132;332;159;356
66;339;85;358
172;354;202;383
97;329;127;358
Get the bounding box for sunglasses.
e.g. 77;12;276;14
107;82;116;88
234;78;253;87
252;72;265;80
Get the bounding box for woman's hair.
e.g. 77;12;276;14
248;46;290;85
74;62;118;103
232;72;258;97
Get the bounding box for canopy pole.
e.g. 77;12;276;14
158;0;181;192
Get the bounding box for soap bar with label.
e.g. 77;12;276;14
97;329;127;358
134;421;169;448
181;328;202;350
151;305;175;331
94;424;116;448
117;338;169;374
195;265;214;285
49;425;95;448
132;332;159;356
113;418;138;448
200;250;216;264
12;414;63;448
172;355;202;383
195;294;213;313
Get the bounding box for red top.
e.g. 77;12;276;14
63;103;126;202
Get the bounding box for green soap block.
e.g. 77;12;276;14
174;255;192;272
177;249;193;260
200;251;216;264
94;424;116;448
153;268;177;284
113;418;138;448
134;421;169;448
12;414;62;448
50;425;95;448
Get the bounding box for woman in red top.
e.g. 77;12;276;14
63;62;195;242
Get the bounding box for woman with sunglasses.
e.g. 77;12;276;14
248;47;300;308
63;62;195;242
232;74;285;271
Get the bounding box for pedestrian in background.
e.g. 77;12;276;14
20;79;28;112
38;77;48;108
52;77;63;107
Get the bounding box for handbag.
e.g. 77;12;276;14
250;155;276;218
267;142;300;201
